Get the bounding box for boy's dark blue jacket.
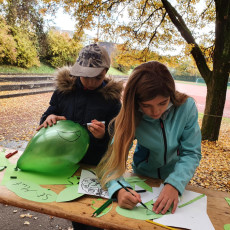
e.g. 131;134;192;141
40;67;123;165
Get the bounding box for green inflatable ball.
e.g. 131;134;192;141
17;120;89;176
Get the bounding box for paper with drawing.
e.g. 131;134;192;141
78;169;109;198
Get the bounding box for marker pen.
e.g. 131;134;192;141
87;121;105;126
5;150;18;159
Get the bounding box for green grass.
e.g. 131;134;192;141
0;64;128;76
108;67;128;76
0;63;56;75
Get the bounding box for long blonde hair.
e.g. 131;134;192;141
96;61;188;188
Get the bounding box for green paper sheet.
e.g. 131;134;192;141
116;200;162;220
1;163;78;185
225;197;230;206
68;176;80;185
224;224;230;230
6;179;57;203
135;181;152;192
0;151;10;167
178;194;205;208
125;176;146;183
124;176;152;192
91;199;113;218
56;185;84;202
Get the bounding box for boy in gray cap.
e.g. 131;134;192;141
37;43;123;165
37;44;123;229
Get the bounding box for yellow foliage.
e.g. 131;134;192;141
46;29;83;68
0;16;17;65
39;8;47;15
111;42;181;71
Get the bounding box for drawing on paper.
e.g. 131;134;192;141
81;177;108;197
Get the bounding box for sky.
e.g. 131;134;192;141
47;8;76;31
47;8;97;38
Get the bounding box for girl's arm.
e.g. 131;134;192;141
164;99;201;195
106;177;131;198
154;99;201;214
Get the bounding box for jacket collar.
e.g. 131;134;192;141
55;66;123;101
77;77;106;91
161;102;173;120
141;101;174;122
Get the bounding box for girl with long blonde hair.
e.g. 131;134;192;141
97;61;201;214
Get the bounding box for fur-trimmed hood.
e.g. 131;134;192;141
55;66;124;101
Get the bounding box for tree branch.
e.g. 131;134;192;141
200;0;214;20
135;7;163;34
161;0;211;80
148;11;166;47
140;0;149;17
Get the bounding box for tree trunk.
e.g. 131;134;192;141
201;0;230;140
201;71;229;140
162;0;230;140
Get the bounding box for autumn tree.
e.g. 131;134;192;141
112;43;174;73
0;0;57;58
50;0;230;141
46;29;83;68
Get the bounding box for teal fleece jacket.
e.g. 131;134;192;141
107;97;201;197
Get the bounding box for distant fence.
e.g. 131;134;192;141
172;75;198;82
173;75;230;86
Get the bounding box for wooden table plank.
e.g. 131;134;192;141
0;146;229;230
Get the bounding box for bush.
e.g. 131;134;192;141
45;30;83;68
0;16;17;65
0;16;40;68
11;27;40;68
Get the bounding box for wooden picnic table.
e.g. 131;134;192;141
0;146;229;230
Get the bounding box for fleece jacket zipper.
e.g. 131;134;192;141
158;119;167;178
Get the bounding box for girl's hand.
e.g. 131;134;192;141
36;114;66;131
87;119;105;139
117;188;141;209
153;184;179;214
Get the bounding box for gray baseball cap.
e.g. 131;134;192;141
70;43;111;77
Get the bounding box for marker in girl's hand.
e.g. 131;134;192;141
87;121;105;126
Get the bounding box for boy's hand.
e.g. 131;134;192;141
117;188;141;209
87;119;105;139
153;184;179;214
36;114;66;131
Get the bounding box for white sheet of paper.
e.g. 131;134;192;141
154;196;214;230
135;185;153;207
78;169;109;198
151;184;214;230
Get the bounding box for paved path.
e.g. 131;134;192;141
175;82;230;118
